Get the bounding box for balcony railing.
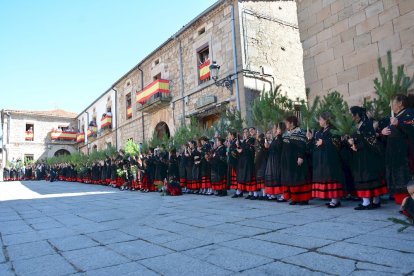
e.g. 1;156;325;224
137;92;172;113
25;131;34;141
51;130;77;141
199;59;211;81
101;115;112;129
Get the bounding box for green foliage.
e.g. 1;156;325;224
300;89;320;131
252;85;294;133
374;50;414;116
124;139;140;157
362;97;389;121
330;101;357;137
317;91;348;117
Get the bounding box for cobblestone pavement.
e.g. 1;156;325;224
0;180;413;276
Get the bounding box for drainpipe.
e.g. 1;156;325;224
231;3;241;111
85;111;89;155
138;67;145;142
177;38;186;125
112;88;118;150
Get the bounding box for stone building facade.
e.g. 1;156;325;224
297;0;414;105
78;0;305;151
0;109;78;168
76;89;117;154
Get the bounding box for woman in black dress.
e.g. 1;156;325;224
381;94;414;204
280;116;311;205
350;106;388;210
255;132;268;199
236;128;257;199
210;137;228;196
265;122;286;200
308;112;345;208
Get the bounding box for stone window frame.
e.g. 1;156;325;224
126;92;132;120
194;31;212;86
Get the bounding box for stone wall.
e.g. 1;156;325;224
297;0;414;105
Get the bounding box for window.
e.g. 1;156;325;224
127;138;133;142
154;59;160;66
197;45;210;83
126;93;132;119
92;145;98;152
153;73;161;81
198;27;206;36
25;124;34;141
197;46;209;64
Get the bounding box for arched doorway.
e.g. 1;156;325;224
155;122;170;139
54;149;70;157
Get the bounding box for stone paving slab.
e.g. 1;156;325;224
1;180;414;275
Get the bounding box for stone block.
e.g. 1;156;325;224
183;244;273;272
255;232;334;249
399;26;414;48
356;15;380;35
317;5;332;21
317;26;333;42
399;0;414;15
49;235;99;252
7;240;55;261
365;1;384;18
378;32;402;56
283;252;356;275
324;13;339;28
379;5;400;24
331;0;345;14
340;27;357;42
334;39;355;57
322;75;338;90
337;67;359;85
393;9;414;32
240;262;326;276
317;58;344;79
140;252;231;275
371;21;394;42
357;58;378;78
354;32;372;48
315;48;334;65
12;254;76;276
338;5;353;20
327;34;341;48
332;18;349;34
107;240;173;261
344;43;379;69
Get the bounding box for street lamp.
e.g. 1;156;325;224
209;61;233;91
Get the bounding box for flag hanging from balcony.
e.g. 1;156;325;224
87;127;97;137
136;79;170;104
101;115;112;129
199;60;211;81
51;131;77;141
127;106;132;118
76;133;85;143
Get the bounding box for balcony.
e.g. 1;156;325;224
101;115;112;129
25;131;34;141
87;126;97;139
51;130;77;142
136;79;171;113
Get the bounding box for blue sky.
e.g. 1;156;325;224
0;0;217;114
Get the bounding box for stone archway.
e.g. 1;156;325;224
54;149;71;157
155;121;170;139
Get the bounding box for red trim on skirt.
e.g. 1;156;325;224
312;182;344;199
256;178;265;190
284;184;312;202
265;186;287;195
179;178;187;188
211;178;227;190
394;193;409;205
229;169;238;189
356;185;388;199
201;176;211;189
187;180;201;190
141;175;156;191
237;176;258;192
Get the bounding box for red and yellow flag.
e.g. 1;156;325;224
199;60;211;81
136;79;170;104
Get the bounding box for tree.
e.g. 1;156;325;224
317;91;348;117
374;50;414;116
300;88;320;132
330;101;357;137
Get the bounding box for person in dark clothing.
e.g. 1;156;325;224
280;116;311;205
308;112;345;208
210;137;228;196
236;128;257;199
265;122;286;201
350;106;388;210
381;94;414;204
255;132;268;200
401;180;414;224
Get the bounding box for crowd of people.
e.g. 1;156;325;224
2;94;414;222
